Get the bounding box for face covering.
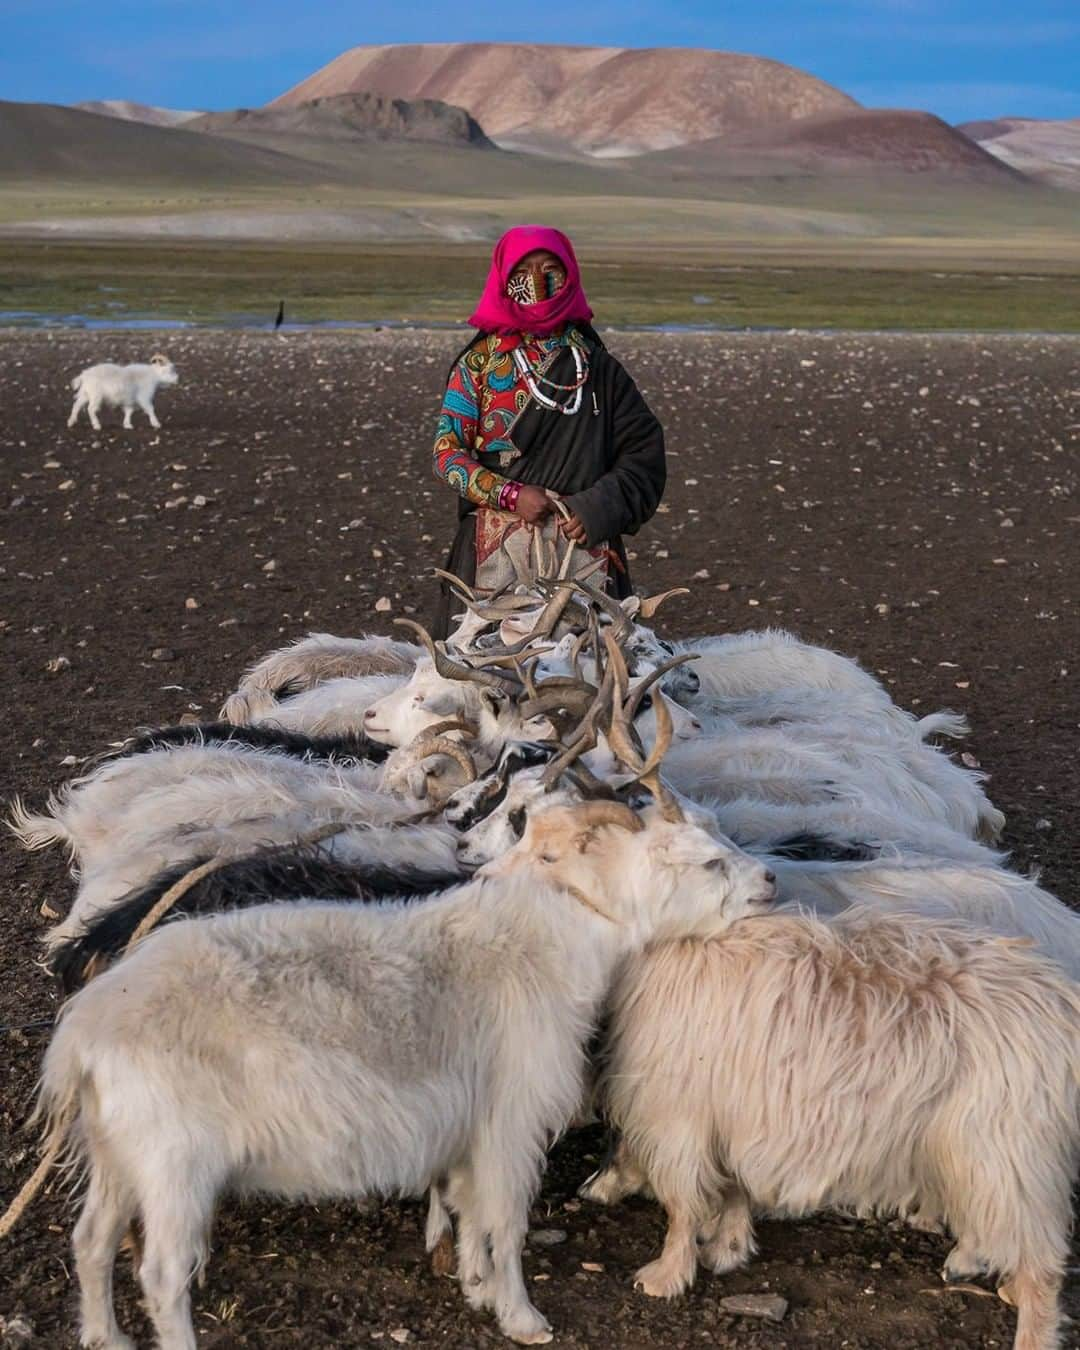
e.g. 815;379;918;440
506;257;568;307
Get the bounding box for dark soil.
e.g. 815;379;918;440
1;328;1077;1348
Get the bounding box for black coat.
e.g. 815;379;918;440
432;339;666;637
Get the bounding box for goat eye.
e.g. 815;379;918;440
540;852;558;864
639;693;652;711
705;857;729;875
508;807;527;838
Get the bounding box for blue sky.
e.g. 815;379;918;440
1;0;1077;124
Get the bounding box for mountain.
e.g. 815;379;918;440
270;43;859;156
0;101;329;185
958;117;1080;191
640;109;1030;184
189;92;492;148
74;99;202;127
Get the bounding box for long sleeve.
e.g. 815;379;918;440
433;354;509;510
563;359;666;547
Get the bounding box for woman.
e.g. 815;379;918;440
431;225;666;637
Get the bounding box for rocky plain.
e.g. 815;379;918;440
1;326;1078;1347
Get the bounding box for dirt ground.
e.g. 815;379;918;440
1;327;1077;1348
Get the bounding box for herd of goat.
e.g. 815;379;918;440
4;551;1079;1350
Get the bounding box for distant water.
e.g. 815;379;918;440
0;311;785;335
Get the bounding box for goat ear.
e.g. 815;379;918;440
620;596;642;617
479;687;506;713
406;766;429;799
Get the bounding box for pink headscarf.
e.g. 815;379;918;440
468;225;593;337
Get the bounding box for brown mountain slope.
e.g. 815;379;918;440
959;117;1080;190
641;109;1030;184
270;43;859;155
190;93;492;148
0;100;333;186
74;99;202;128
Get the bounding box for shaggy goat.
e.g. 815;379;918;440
30;803;775;1348
67;354;178;430
220;634;420;724
592;908;1079;1350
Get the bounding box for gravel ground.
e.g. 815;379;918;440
1;327;1077;1348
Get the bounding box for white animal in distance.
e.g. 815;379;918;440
67;354;178;430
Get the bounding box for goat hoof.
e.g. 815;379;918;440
429;1231;455;1277
700;1238;750;1276
943;1248;993;1287
501;1306;553;1344
634;1260;689;1299
578;1167;619;1205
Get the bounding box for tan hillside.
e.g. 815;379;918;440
270;43;859;156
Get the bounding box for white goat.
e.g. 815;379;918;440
447;770;1070;971
10;737;477;944
595;908;1079;1350
247;674;407;737
31;803;775;1348
67;354;178;431
446;764;1000;873
220;634;420;725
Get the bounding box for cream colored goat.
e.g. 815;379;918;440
594;908;1079;1350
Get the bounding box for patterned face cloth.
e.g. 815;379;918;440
506;255;567;306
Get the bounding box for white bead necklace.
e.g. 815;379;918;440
512;344;587;416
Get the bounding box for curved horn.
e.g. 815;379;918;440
390;733;477;786
571;577;632;640
394;619;519;696
414;718;478;741
520;687;598;721
432;568;477;601
573;801;645;834
637;587;690;621
537;660;617;791
621;689;684;824
623;653;700;722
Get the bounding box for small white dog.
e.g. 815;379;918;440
67;354;179;430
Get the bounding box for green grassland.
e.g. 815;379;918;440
3;237;1080;331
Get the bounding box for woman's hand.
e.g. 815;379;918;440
515;484;554;525
558;512;589;545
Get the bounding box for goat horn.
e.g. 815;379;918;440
557;537;578;580
637;768;686;823
432;568;477;601
573;801;645;834
631;688;674;782
636;587;690;620
520;687;598;720
414;718;478;741
565;764;617;800
622;689;683;823
393;619;518;696
623;652;700;723
536;660;615;791
464;645;554;671
571;577;632;640
528;578;577;641
391;733;477;785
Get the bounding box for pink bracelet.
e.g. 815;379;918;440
499;481;521;513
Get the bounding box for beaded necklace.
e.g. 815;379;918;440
511;343;589;416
